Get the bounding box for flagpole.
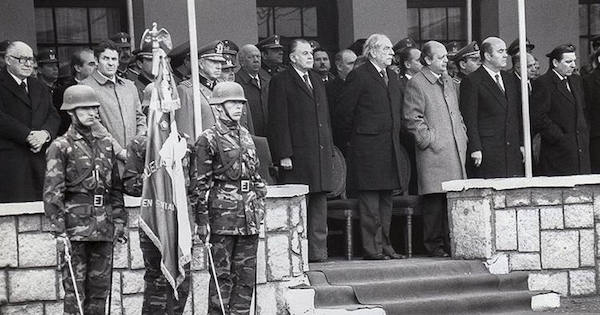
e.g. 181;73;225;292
467;0;472;42
187;0;202;136
518;0;533;178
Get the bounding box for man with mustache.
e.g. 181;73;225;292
313;48;334;82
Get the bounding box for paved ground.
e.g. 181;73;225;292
548;296;600;313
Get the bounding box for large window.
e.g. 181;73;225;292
580;0;600;55
34;0;126;70
407;0;467;47
256;0;338;51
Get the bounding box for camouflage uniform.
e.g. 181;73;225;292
190;118;267;315
44;124;125;315
122;132;192;315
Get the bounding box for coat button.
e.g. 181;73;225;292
320;145;324;149
319;123;323;127
506;142;510;146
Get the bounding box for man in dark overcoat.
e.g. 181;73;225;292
337;34;406;260
267;39;334;262
236;44;270;137
459;37;524;178
583;48;600;173
0;41;59;202
531;44;590;176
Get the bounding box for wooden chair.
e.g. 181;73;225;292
327;145;422;260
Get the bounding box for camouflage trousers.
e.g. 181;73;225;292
208;234;258;315
61;241;113;315
140;231;191;315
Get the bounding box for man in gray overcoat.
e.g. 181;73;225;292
403;41;468;257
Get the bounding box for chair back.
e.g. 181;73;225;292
397;144;412;195
327;145;347;198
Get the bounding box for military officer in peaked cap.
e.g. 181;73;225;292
169;41;192;84
133;42;154;112
451;41;482;84
37;48;60;95
507;37;535;56
446;41;461;77
176;40;226;142
257;34;285;79
220;40;254;134
109;32;133;78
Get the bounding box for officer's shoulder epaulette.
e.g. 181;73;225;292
180;79;193;88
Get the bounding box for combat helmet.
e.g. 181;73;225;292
60;85;101;110
209;82;247;105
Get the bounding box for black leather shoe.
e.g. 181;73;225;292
363;253;390;260
428;248;450;258
386;252;407;259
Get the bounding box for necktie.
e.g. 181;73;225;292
380;70;388;86
564;78;571;93
495;74;505;95
252;76;260;89
20;82;28;94
303;74;313;92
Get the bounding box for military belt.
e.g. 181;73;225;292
65;192;108;207
215;179;254;193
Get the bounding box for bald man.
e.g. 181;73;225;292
236;44;270;136
459;37;524;179
0;41;59;202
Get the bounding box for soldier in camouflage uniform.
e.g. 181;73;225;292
122;83;192;315
43;84;126;315
190;81;267;315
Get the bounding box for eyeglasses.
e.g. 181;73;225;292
8;55;35;65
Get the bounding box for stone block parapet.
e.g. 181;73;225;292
444;175;600;296
0;184;310;314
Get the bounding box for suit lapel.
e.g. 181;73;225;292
289;66;315;99
366;61;388;90
550;71;575;104
0;69;31;106
479;68;507;109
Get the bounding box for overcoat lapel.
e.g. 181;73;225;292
478;68;507;109
289;66;315;99
550;70;575;105
0;70;31;106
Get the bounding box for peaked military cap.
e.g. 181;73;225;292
109;32;131;48
199;40;226;62
309;40;321;51
222;54;236;69
446;41;461;57
37;48;59;64
507;38;535;56
135;41;153;57
222;40;239;56
168;41;190;61
393;37;417;53
257;35;283;50
451;41;480;62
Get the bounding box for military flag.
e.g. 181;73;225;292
138;23;192;298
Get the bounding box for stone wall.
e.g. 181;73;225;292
0;184;309;314
444;176;600;297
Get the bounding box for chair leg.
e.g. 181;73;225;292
345;210;353;260
406;208;413;258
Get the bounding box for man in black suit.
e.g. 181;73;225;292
236;44;269;137
459;37;524;178
326;49;356;157
337;34;406;260
267;39;334;262
531;44;590;176
0;41;60;202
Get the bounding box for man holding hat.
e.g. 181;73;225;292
191;81;267;315
109;32;133;78
531;44;590;176
44;84;126;315
451;41;482;85
37;48;60;94
257;34;285;79
459;37;524;179
176;40;225;142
